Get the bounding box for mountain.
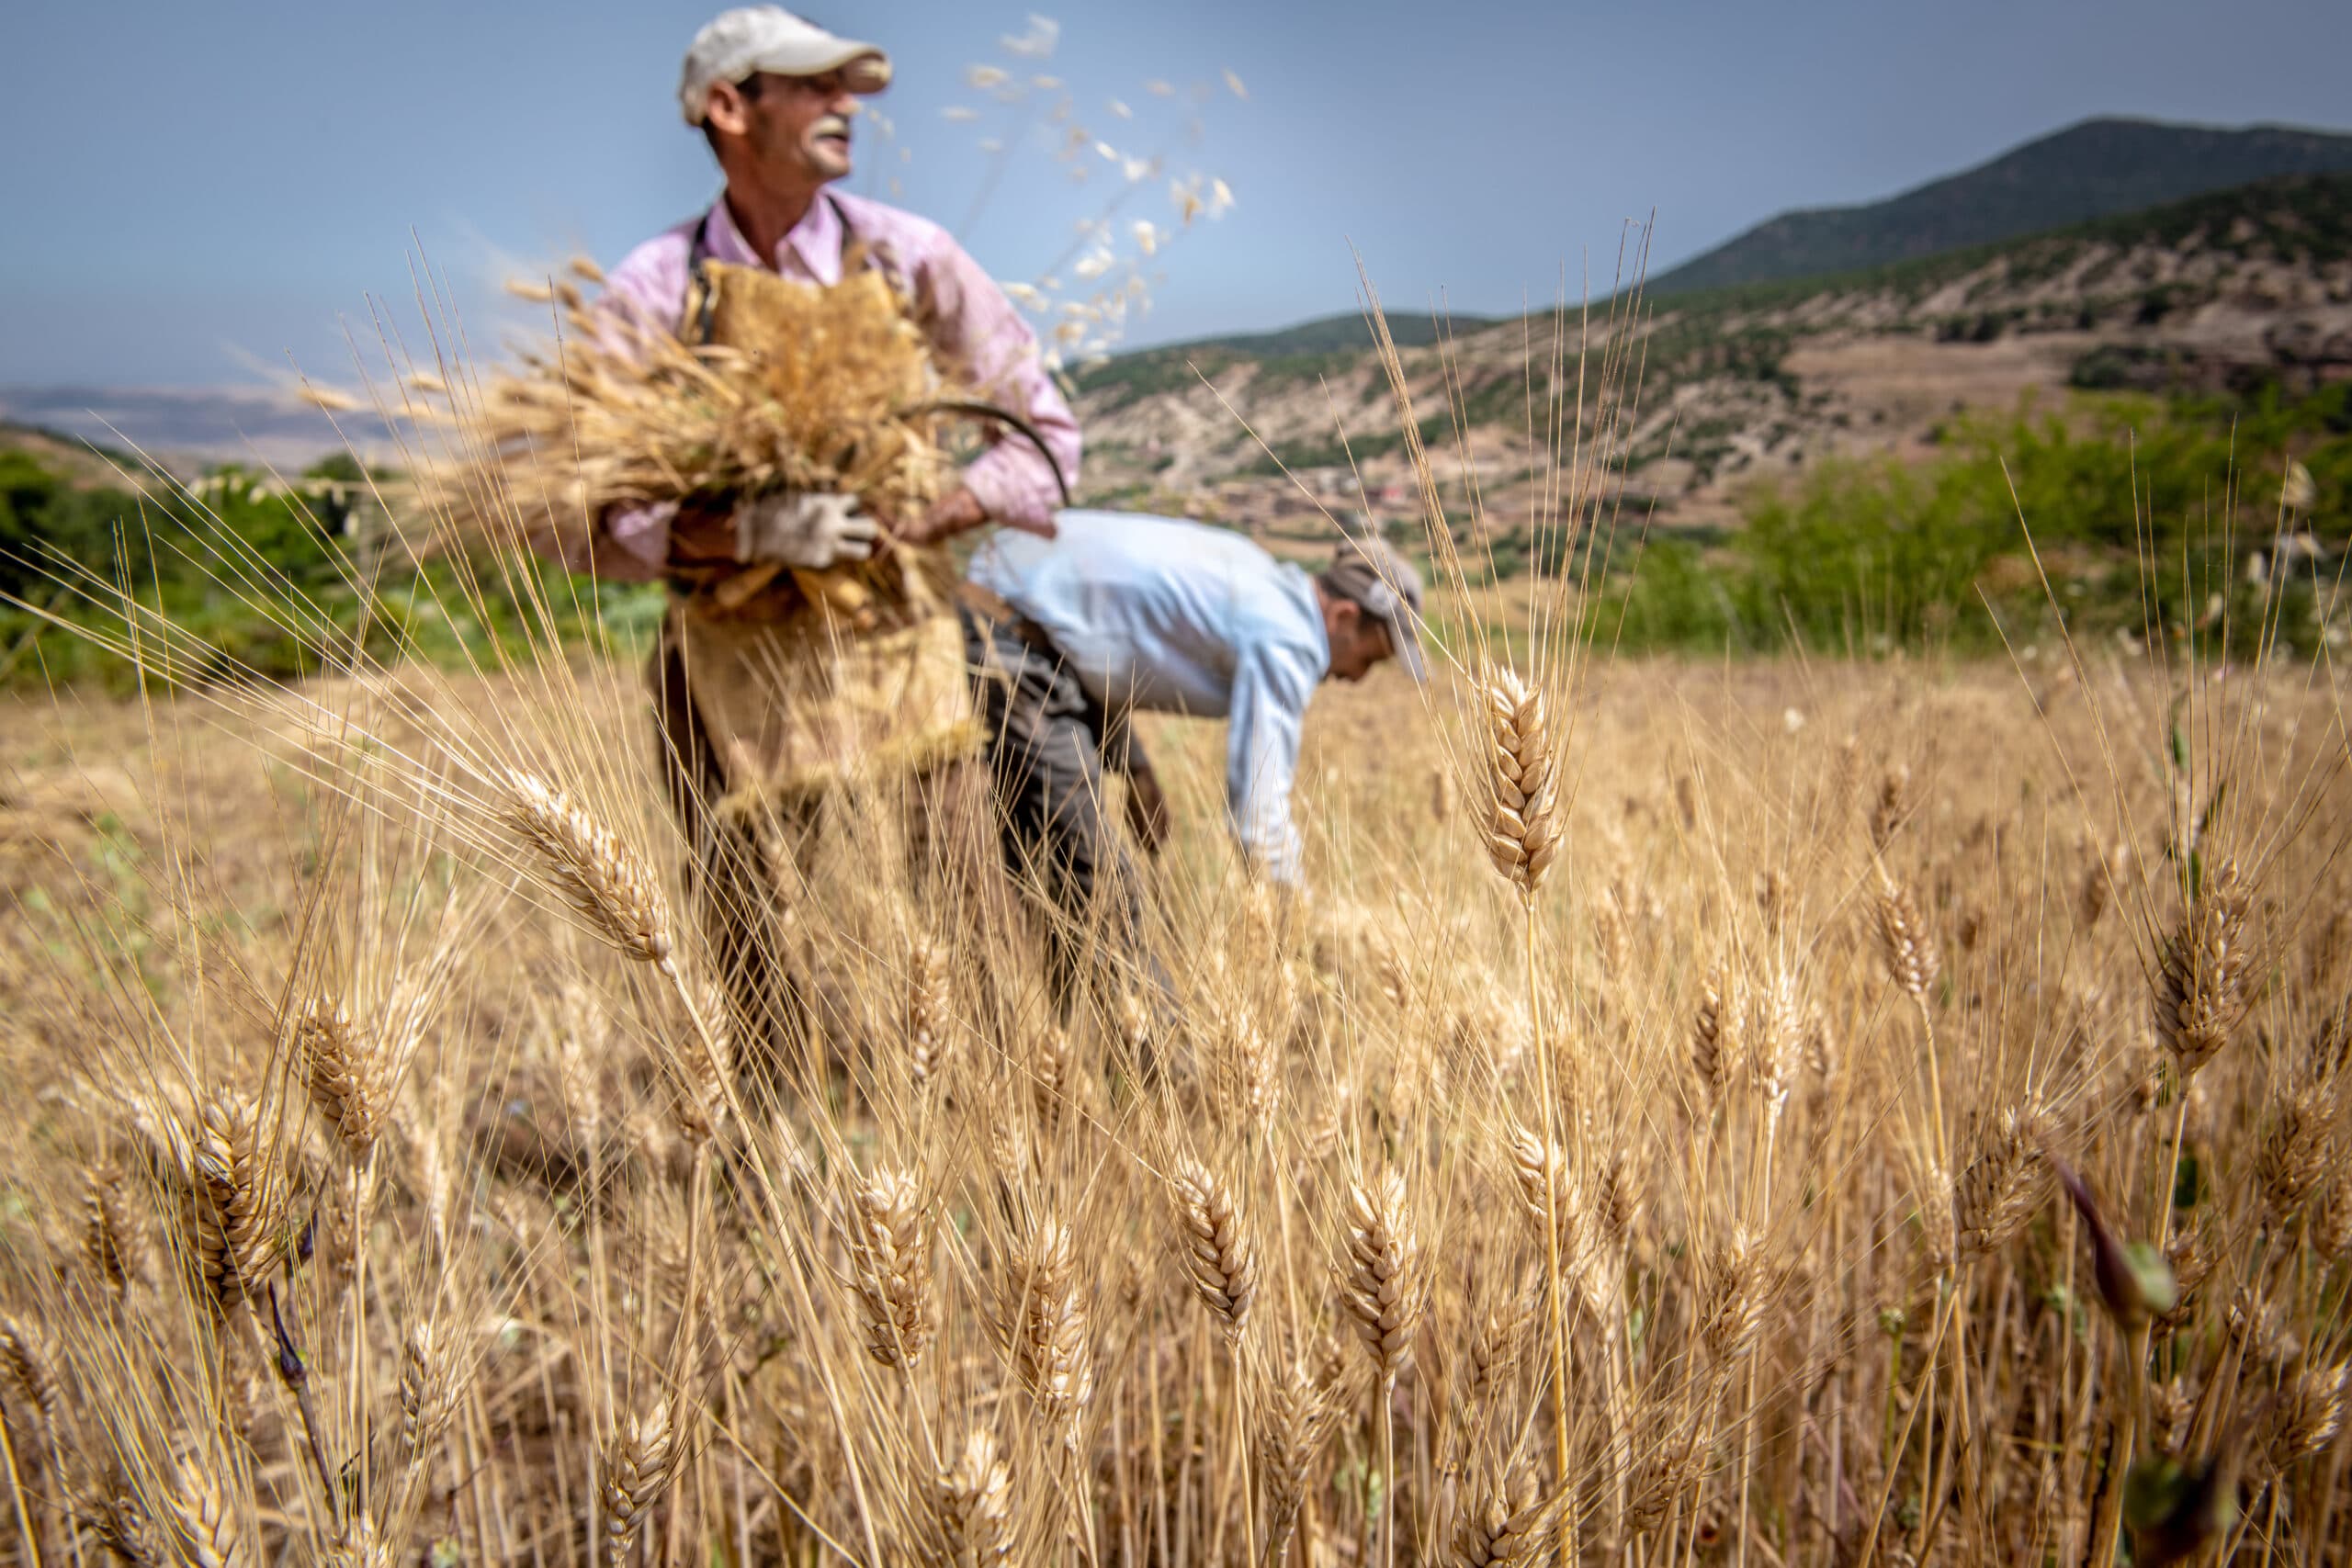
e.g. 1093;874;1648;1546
1069;171;2352;536
0;387;356;478
0;422;148;490
1074;309;1499;425
1646;117;2352;296
1142;310;1499;358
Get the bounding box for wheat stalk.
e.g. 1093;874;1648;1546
1474;665;1560;900
1004;1216;1093;1448
1340;1169;1424;1390
297;997;397;1156
847;1166;936;1370
1451;1468;1558;1566
2155;856;2254;1077
500;768;673;965
600;1397;678;1566
1169;1156;1258;1342
926;1427;1013;1566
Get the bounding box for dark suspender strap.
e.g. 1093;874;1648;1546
684;211;718;346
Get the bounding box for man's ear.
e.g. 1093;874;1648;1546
704;81;751;138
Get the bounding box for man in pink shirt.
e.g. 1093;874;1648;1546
583;7;1083;1063
582;6;1081;581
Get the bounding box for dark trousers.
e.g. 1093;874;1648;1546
960;605;1166;1019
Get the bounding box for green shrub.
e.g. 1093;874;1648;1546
0;449;662;693
1606;385;2352;657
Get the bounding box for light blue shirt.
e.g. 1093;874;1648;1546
968;510;1329;886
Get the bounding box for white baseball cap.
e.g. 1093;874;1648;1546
679;7;892;125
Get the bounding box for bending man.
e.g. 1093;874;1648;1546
961;511;1426;1004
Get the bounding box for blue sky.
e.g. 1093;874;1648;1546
3;0;2348;388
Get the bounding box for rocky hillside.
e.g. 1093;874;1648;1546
1071;171;2352;538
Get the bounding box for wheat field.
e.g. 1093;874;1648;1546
0;278;2346;1563
2;565;2347;1567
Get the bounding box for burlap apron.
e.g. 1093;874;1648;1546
664;576;981;821
660;210;980;824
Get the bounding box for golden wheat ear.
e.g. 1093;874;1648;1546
599;1397;677;1567
2155;855;2254;1078
1473;664;1559;901
926;1427;1014;1565
296;997;397;1156
846;1165;936;1371
1955;1101;2052;1262
1873;874;1939;1002
1169;1156;1258;1343
1339;1169;1424;1391
1254;1350;1348;1568
498;768;674;966
1450;1467;1561;1566
1003;1216;1094;1450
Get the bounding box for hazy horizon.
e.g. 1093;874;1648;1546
6;0;2351;393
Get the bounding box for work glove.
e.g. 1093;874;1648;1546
730;491;882;570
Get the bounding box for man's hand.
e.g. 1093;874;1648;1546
1124;767;1171;857
731;491;882;570
889;486;989;549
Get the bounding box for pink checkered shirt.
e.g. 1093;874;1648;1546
574;188;1082;581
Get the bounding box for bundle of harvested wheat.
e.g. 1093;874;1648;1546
416;253;964;620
